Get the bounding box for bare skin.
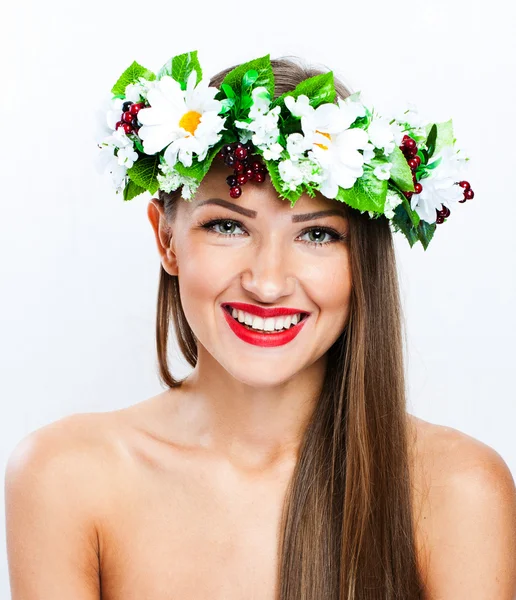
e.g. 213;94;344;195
5;396;516;599
6;169;516;597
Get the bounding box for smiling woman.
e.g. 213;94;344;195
5;53;516;600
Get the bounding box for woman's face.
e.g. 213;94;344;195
155;159;352;388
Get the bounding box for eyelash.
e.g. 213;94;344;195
197;217;346;248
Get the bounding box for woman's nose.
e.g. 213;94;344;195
239;237;296;302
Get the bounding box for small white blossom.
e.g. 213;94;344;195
96;127;138;191
235;87;283;161
278;155;324;191
157;163;199;200
286;133;310;160
367;115;397;156
373;162;393;181
125;77;155;103
384;189;404;219
410;146;468;223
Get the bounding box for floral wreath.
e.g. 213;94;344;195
96;50;475;249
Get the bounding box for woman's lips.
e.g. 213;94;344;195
221;305;309;347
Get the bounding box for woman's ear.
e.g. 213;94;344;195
147;198;179;276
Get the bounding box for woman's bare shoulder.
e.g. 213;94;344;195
407;414;516;597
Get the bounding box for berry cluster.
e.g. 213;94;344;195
218;142;267;198
399;134;475;226
400;134;423;201
115;101;145;136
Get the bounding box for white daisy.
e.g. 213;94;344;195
137;70;226;167
410;146;468;223
284;94;370;199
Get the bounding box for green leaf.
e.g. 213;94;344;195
221;54;274;99
417;220;436;250
426;124;438;160
400;193;420;228
221;83;235;98
427;119;454;158
391;203;419;248
388;146;415;192
111;61;156;96
126;155;160;194
157;50;202;86
123;180;147;201
266;161;303;205
242;69;259;89
273;72;336;110
425;156;442;170
219;98;235;114
174;142;225;183
335;168;388;213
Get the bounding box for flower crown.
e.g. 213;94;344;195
96;50;475;249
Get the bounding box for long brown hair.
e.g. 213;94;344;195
153;57;425;599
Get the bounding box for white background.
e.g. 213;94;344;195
1;0;515;595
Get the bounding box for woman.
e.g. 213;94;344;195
5;54;516;599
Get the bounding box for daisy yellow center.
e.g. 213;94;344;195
314;130;331;151
179;110;202;135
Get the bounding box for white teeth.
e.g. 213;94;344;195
228;307;304;332
251;316;264;330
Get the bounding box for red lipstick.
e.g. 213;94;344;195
222;302;310;319
221;304;309;347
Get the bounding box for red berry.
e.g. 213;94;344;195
234;146;248;160
252;172;266;183
436;214;445;224
122;111;133;124
408;158;419;170
413;155;421;167
229;185;242;198
414;183;423;194
129;103;142;116
234;161;245;173
244;167;254;179
115;121;123;129
459;180;470;191
121;123;133;134
403;138;417;151
443;206;451;218
464;188;474;200
251;161;263;173
403;191;413;199
237;174;248;185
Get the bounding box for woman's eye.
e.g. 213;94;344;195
199;218;343;247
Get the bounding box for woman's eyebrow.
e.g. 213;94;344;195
195;198;347;222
